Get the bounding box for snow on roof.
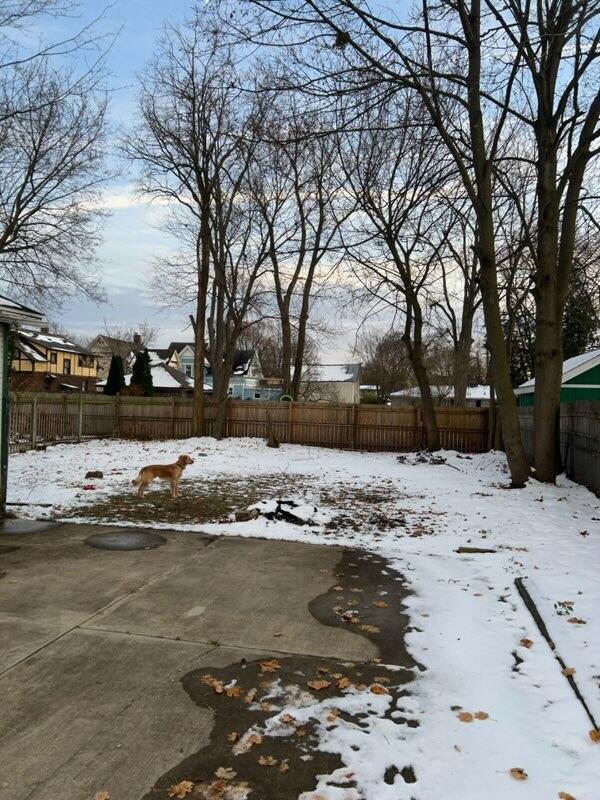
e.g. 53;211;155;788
15;339;46;362
123;362;192;390
304;363;361;383
390;385;491;400
514;348;600;393
0;295;44;324
19;328;92;356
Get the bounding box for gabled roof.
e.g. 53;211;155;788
514;349;600;394
167;342;257;377
303;363;361;383
0;295;44;326
19;328;94;357
14;337;47;363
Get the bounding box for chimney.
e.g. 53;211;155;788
133;332;142;346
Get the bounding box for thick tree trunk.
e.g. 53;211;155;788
211;356;233;440
192;208;210;437
532;140;562;482
452;335;472;407
404;321;439;451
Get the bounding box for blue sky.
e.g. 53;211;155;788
36;0;356;357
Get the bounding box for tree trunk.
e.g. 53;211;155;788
532;138;562;482
192;208;210;437
452;335;472;407
404;329;439;451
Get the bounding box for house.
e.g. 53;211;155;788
88;333;145;381
0;296;45;510
165;342;264;399
390;384;492;408
11;328;99;393
514;349;600;406
96;356;194;396
300;363;361;404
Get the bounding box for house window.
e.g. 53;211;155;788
64;358;71;375
184;364;192;377
81;380;88;392
49;352;57;364
254;391;260;399
228;387;233;396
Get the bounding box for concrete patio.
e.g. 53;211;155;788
0;522;403;800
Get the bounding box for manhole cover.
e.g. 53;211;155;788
85;530;167;551
0;519;58;535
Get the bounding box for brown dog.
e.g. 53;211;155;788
132;454;194;498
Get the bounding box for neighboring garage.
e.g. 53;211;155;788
514;348;600;406
0;296;44;510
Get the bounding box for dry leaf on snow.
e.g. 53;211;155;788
559;792;576;800
457;711;474;722
259;659;281;672
280;713;296;724
510;768;528;781
168;780;194;798
562;667;576;677
589;729;600;742
520;638;534;649
307;679;331;691
214;767;237;780
568;617;586;624
474;711;489;720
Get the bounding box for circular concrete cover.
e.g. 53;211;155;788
0;519;58;535
85;530;167;551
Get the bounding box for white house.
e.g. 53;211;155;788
300;363;362;404
390;384;491;408
165;343;264;399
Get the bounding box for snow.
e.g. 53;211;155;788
516;348;600;391
304;364;360;382
391;384;491;401
7;438;600;799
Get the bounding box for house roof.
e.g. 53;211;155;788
0;295;44;327
97;362;192;391
514;349;600;394
19;329;94;357
390;384;491;400
303;363;361;383
88;335;140;360
167;342;256;377
14;337;47;363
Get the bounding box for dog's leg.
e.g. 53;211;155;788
170;477;177;498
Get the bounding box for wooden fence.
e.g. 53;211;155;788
8;393;490;454
518;402;600;497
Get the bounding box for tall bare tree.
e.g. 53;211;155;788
0;0;110;305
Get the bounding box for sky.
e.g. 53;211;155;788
34;0;358;358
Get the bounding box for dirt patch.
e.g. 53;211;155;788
142;550;419;800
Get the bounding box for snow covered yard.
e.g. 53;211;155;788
8;437;600;800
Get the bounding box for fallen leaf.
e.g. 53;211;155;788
559;793;576;800
373;676;391;684
474;711;489;720
360;624;381;634
258;755;278;766
326;707;340;721
214;767;237;780
307;679;331;691
202;674;224;694
370;683;390;695
280;713;296;724
457;712;474;722
568;617;586;624
259;659;281;673
337;676;351;689
510;768;528;781
333;585;344;592
562;667;576;677
520;638;534;649
94;793;110;800
234;732;263;753
244;688;258;704
168;780;194;798
227;731;239;743
260;702;273;712
278;762;290;773
296;728;307;737
318;666;330;673
589;729;600;742
372;600;388;608
226;684;244;697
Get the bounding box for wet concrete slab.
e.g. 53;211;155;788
85;536;379;661
0;523;412;800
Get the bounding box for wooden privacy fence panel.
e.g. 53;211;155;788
9;393;490;454
518;402;600;497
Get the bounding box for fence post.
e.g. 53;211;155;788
288;400;294;444
114;395;120;437
348;404;356;450
77;394;84;442
31;395;37;447
171;396;176;439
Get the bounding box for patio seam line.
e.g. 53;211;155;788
20;642;222;800
0;541;215;679
79;624;378;662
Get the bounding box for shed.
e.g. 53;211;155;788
0;296;45;510
514;349;600;406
